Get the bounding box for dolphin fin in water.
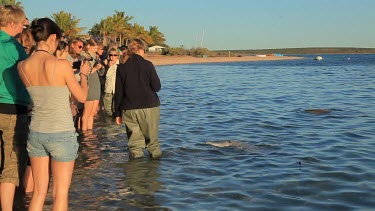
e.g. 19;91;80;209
304;109;332;115
205;140;250;149
206;140;234;148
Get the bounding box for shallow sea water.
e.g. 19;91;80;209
18;54;375;210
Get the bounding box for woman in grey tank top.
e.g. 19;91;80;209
17;18;89;210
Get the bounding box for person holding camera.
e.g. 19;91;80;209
80;38;104;131
67;37;85;129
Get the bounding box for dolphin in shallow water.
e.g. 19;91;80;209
205;140;250;149
304;109;332;115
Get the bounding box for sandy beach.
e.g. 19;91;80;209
145;55;302;66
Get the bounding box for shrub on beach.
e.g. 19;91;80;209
163;47;187;56
189;47;210;57
164;47;212;57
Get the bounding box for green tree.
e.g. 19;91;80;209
51;11;84;38
89;17;113;46
131;23;153;45
0;0;22;7
111;10;133;46
149;26;166;45
89;10;167;47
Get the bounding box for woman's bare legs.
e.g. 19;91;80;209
81;101;93;131
81;100;99;130
88;100;99;130
51;159;75;211
23;165;34;193
28;157;50;211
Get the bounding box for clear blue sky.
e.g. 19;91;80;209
21;0;375;50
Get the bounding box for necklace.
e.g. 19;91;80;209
35;49;51;54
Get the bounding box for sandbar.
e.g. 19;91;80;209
145;55;302;66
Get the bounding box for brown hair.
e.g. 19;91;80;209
30;18;63;42
68;37;84;56
82;38;99;55
15;29;35;55
0;5;26;27
129;38;146;54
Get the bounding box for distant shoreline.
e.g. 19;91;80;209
214;47;375;55
146;55;302;66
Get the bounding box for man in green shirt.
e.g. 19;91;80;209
0;5;30;211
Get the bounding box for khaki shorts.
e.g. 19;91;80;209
0;113;29;186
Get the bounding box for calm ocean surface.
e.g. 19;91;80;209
20;54;375;210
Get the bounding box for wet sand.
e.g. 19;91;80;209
145;55;302;66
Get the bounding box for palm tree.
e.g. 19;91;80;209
88;10;167;47
111;11;133;46
90;17;113;46
131;23;153;45
149;26;166;45
0;0;22;7
51;11;85;38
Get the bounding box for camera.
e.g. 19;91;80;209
72;60;82;69
72;56;94;69
94;58;106;66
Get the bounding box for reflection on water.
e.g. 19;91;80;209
17;54;375;210
69;121;166;210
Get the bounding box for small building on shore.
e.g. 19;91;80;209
148;45;166;53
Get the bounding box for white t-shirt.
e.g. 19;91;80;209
105;60;119;94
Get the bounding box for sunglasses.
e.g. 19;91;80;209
109;54;118;57
77;46;83;49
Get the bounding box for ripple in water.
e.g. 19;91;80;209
18;54;375;210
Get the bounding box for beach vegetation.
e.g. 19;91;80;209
0;0;23;7
149;26;166;46
129;23;153;44
89;17;113;45
110;10;133;46
163;47;213;57
88;11;167;47
189;47;210;57
163;47;187;56
51;11;84;38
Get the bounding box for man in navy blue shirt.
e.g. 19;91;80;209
114;39;162;159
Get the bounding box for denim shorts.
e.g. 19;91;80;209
27;130;79;162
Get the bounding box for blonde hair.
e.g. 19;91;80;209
0;5;26;27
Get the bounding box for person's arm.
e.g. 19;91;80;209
88;58;103;74
65;60;90;102
98;64;107;77
113;64;124;118
148;62;161;92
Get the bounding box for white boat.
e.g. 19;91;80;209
314;56;323;60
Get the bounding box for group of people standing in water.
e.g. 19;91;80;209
0;5;162;210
